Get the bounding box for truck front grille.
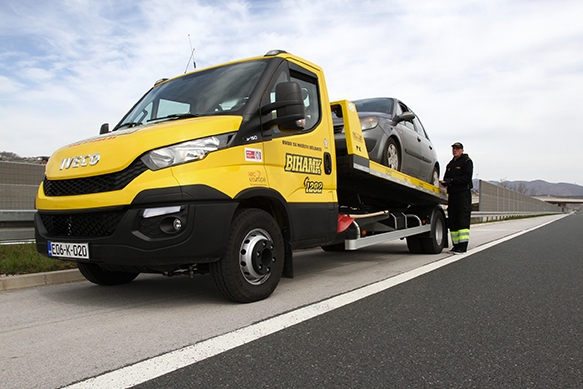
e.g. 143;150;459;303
43;159;148;197
40;210;125;237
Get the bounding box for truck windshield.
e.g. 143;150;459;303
116;60;268;130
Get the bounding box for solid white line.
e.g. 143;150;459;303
63;214;569;389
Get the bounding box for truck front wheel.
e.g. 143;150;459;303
210;209;284;303
77;263;139;285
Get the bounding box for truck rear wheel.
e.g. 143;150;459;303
210;208;284;303
406;236;424;254
321;242;346;252
77;263;139;285
420;210;447;254
406;208;446;254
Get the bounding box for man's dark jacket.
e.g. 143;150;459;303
442;153;473;193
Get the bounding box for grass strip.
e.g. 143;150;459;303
0;243;77;275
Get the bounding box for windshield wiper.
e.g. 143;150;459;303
114;122;142;131
147;113;200;123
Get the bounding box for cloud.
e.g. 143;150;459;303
0;0;582;183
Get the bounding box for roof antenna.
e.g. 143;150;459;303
184;34;196;73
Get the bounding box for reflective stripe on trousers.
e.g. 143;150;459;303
450;228;470;244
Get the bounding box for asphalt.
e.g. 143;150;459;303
134;213;583;389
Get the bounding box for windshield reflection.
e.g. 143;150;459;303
116;60;267;130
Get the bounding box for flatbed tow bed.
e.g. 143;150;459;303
337;154;448;208
329;100;448;253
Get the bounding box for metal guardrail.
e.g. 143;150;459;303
0;209;565;244
0;210;36;243
469;211;563;223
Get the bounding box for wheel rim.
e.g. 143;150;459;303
386;143;399;170
435;217;445;245
432;169;440;187
239;228;275;285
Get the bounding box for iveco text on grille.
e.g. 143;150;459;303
59;153;100;170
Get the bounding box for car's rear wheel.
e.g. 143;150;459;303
383;138;401;171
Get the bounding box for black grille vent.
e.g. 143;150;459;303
40;210;125;238
43;159;148;197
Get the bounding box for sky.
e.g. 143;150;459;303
1;0;582;184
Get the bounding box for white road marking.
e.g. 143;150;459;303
63;214;567;389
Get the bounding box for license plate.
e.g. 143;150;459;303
47;241;90;260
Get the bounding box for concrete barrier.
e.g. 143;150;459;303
0;269;85;291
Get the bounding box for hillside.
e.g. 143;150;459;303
0;151;47;164
477;179;583;197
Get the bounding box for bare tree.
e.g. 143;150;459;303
515;182;532;196
498;178;511;189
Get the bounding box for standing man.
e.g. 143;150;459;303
440;142;473;253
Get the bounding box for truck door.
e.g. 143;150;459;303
261;61;337;246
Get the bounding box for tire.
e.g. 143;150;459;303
383;138;401;171
77;263;139;285
421;210;447;254
406;236;424;254
431;166;440;187
210;208;284;303
321;242;346;252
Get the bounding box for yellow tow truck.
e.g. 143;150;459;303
35;50;447;302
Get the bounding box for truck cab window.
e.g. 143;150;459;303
267;67;321;136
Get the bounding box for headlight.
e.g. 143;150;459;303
360;117;379;131
141;134;231;170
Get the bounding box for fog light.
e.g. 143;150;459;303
160;217;184;234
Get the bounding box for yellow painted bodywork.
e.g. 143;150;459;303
37;116;243;210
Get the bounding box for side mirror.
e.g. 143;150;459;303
261;81;306;132
100;123;110;134
392;112;415;125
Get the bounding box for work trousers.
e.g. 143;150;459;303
447;190;472;246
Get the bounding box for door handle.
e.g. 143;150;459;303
324;152;332;175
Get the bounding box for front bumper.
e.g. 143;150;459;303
35;186;238;272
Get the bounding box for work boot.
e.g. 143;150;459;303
457;242;468;252
448;245;459;254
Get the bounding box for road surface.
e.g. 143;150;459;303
2;214;580;388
